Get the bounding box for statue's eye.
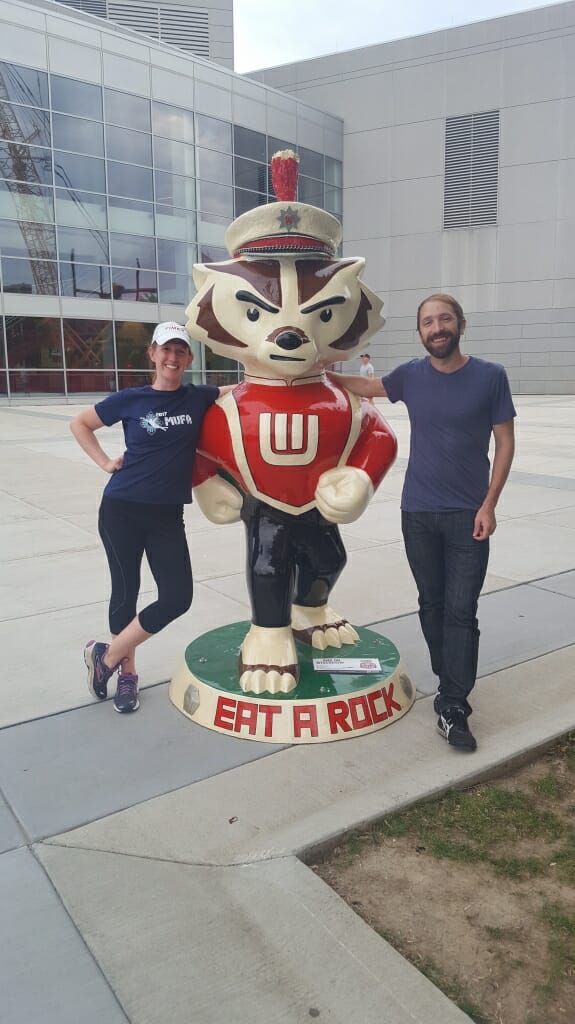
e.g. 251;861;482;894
247;307;260;322
320;308;333;322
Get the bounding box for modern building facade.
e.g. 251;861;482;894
0;0;342;398
2;0;575;398
256;1;575;394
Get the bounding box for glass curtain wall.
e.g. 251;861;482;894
0;59;343;397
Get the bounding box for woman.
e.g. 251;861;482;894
70;322;233;714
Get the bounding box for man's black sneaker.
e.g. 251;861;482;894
114;673;140;713
84;641;118;700
433;692;441;716
437;707;477;752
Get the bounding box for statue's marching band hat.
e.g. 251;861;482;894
224;150;342;259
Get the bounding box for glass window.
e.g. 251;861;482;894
154;170;195;209
197;147;232;186
66;369;116;393
155;205;196;242
52;114;104;157
108;196;154;236
110;232;156;270
5;315;62;368
196;179;232;218
298;146;324;180
63;319;114;369
60;262;111;299
234;125;266;163
106;124;152;166
0;63;49;109
111;266;157;302
0;102;50;148
325;186;343;217
298;175;323;206
152;101;194;144
0;142;52;185
57;225;109;265
233;156;268;193
325;156;343;188
115;320;155;370
153;137;194;176
9;369;65;393
1;256;59;295
55;188;107;231
50;75;102;120
158;272;189;305
196;215;227;247
0;218;56;259
199;244;227;262
267;136;292;160
157;238;196;275
196;114;232;154
105;89;151;132
0;179;54;223
107;161;153;202
54;151;105;193
234;187;267;218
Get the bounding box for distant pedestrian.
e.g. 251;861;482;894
70;322;232;714
329;294;516;752
359;353;375;404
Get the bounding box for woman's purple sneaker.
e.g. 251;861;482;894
114;673;140;713
84;641;118;700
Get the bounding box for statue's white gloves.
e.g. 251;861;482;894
315;466;373;524
193;476;243;524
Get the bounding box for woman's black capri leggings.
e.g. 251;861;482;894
98;496;193;635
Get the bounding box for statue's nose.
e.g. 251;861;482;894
274;331;304;351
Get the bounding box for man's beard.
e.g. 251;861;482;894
421;330;461;360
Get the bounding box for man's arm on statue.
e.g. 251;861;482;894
327;370;387;399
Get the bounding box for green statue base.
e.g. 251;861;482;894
169;622;414;744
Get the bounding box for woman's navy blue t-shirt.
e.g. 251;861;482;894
95;383;219;504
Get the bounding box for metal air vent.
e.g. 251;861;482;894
444;110;499;229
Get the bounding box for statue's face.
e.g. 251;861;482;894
186;256;384;380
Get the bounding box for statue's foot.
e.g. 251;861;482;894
291;604;360;650
239;625;298;694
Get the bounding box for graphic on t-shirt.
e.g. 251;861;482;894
140;412;169;435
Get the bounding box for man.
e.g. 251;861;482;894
359;353;375;405
329;294;516;752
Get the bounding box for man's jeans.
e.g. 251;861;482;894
401;510;490;716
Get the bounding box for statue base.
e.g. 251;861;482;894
169;621;414;744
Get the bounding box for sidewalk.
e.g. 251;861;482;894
1;396;574;1023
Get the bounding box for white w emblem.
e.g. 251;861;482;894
259;413;319;466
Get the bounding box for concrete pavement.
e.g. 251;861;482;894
1;395;574;1023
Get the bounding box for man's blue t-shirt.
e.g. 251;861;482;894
382;356;516;512
95;383;219;504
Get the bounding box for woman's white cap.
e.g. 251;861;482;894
152;322;193;351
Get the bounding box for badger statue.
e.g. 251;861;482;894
187;151;397;696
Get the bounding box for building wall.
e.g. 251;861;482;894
255;2;575;394
0;0;343;400
54;0;235;69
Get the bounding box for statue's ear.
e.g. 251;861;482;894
192;263;209;290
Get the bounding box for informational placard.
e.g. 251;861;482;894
312;657;382;674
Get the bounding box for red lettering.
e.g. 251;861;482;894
214;695;236;731
367;688;388;724
258;703;283;737
293;704;318;738
349;695;372;730
327;700;352;734
234;700;258;735
382;683;402;718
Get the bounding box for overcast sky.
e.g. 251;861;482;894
233;0;565;72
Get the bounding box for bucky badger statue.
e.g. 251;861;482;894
187;151;397;696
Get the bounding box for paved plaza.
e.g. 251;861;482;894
1;394;575;1023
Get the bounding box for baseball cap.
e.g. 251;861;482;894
151;322;193;351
